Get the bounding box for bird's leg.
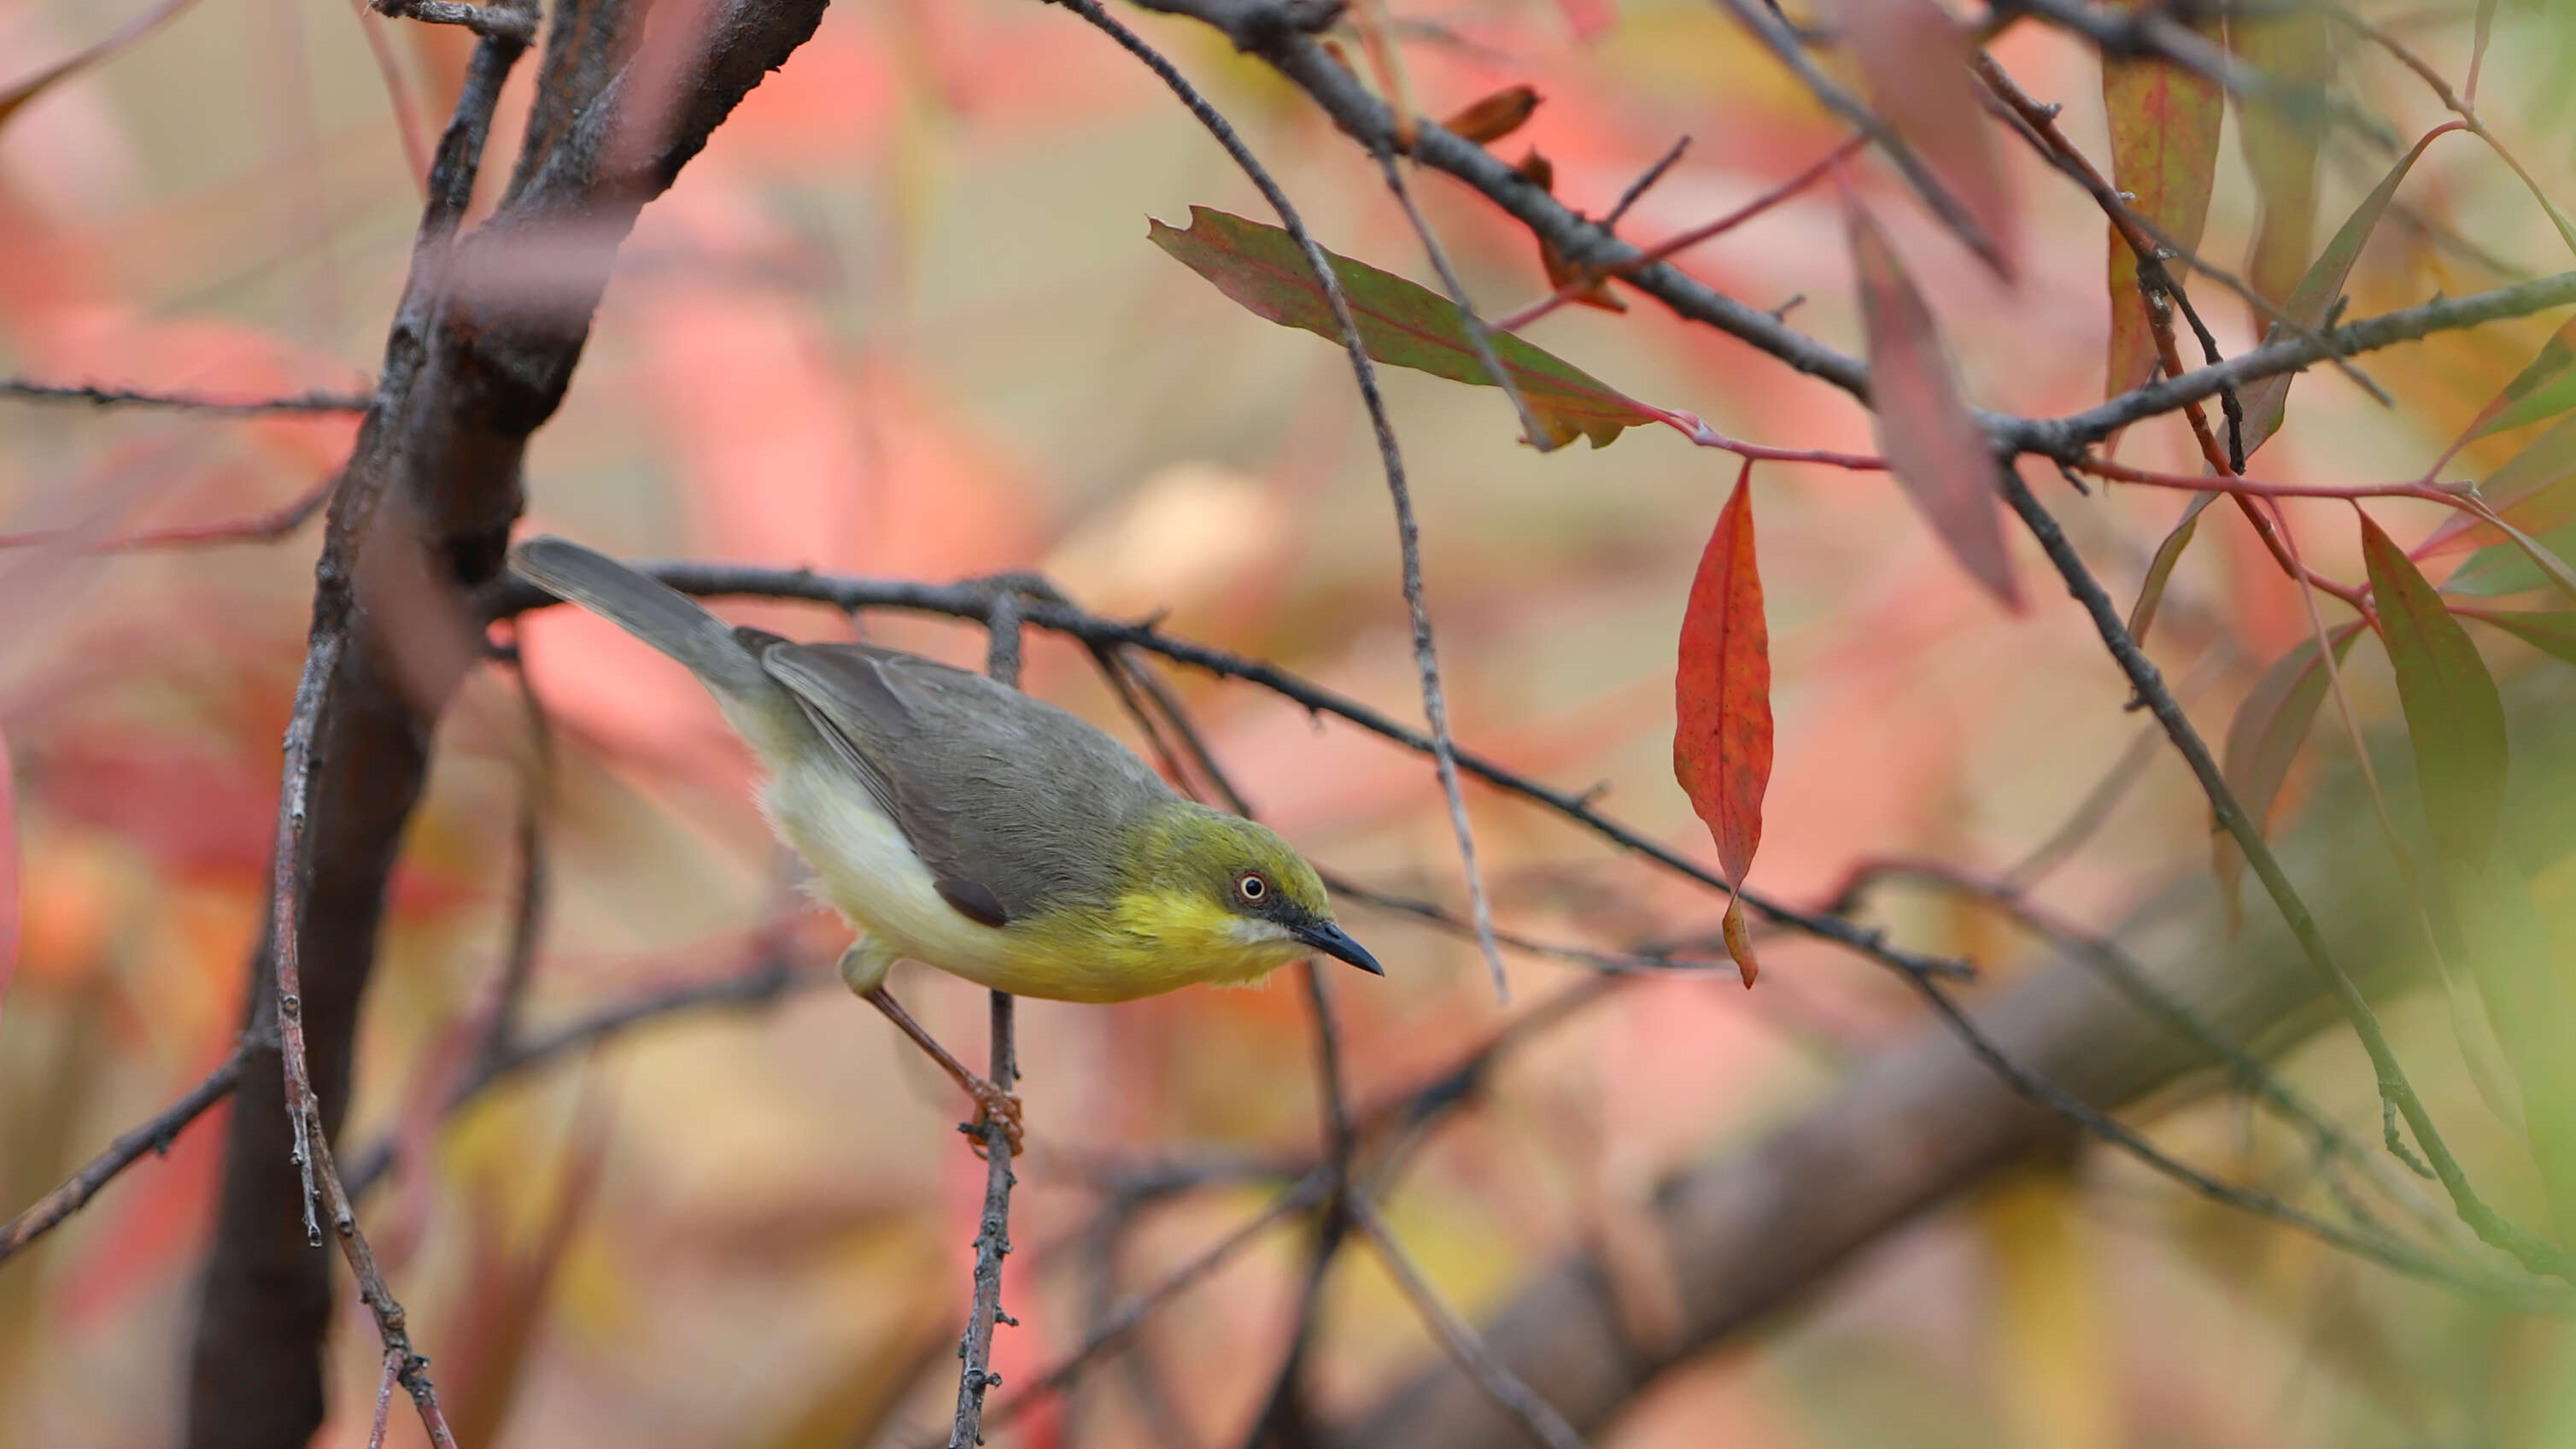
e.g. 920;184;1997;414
861;983;1024;1159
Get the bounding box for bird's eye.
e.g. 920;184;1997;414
1237;872;1268;903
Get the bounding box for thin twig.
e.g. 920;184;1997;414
1055;0;1511;1004
1348;1195;1585;1449
0;467;341;554
1602;136;1691;230
951;595;1029;1449
0;1041;249;1264
0;380;371;414
487;564;1981;988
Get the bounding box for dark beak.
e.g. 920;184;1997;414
1295;920;1385;977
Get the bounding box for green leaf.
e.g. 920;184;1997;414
2468;609;2576;666
2238;127;2452;459
2472;319;2576;442
2446;513;2576;601
1150;207;1657;449
2442;851;2576;1245
2229;4;2333;310
2363;514;2510;869
2421;412;2576;560
2102;7;2222;396
2126;491;2216;645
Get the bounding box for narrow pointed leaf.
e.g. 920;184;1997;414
1846;202;2021;608
2447;519;2576;598
2422;412;2576;559
1151;207;1656;449
2238;127;2450;458
1829;0;2017;279
2229;5;2333;308
2363;514;2509;869
2468;609;2576;666
2127;492;2216;645
1674;461;1772;896
2444;851;2576;1244
2102;12;2222;396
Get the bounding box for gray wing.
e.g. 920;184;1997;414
754;641;1178;926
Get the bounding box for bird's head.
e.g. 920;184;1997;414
1119;805;1384;980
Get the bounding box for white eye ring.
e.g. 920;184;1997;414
1238;873;1268;902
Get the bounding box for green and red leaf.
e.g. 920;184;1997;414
2102;10;2223;396
2422;412;2576;560
1150;207;1657;449
1846;202;2021;608
2363;514;2510;868
2238;126;2453;459
1674;461;1772;908
2445;518;2576;599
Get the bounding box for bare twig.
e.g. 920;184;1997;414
368;0;538;44
1349;1196;1585;1449
488;564;1979;988
0;380;371;414
0;1041;249;1264
1601;135;1691;230
0;467;340;554
951;596;1029;1449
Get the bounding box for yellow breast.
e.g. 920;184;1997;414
760;758;1302;1004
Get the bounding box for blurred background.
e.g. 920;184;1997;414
4;0;2576;1443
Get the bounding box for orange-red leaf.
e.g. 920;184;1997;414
1443;85;1541;145
1827;0;2016;279
1847;202;2022;608
1719;895;1759;988
2101;12;2222;396
1674;462;1771;895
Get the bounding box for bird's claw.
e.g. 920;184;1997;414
959;1080;1025;1159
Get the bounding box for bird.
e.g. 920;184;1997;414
508;535;1383;1153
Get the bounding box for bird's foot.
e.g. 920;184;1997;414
958;1078;1025;1159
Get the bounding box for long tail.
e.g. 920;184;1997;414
509;536;774;700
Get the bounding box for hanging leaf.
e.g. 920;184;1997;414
1443;85;1541;145
2217;623;2362;903
2363;514;2510;869
1674;462;1773;904
1846;202;2022;608
2461;316;2576;445
2127;492;2216;646
2228;4;2333;309
2237;127;2452;459
2468;609;2576;666
1825;0;2017;279
1151;207;1658;449
1718;896;1760;988
2444;508;2576;601
2101;9;2223;396
0;0;201;133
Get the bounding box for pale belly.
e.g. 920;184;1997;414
756;760;1301;1004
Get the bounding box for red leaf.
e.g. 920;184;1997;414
2101;10;2222;396
2216;622;2362;908
1846;202;2022;608
1674;461;1771;896
1827;0;2017;278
